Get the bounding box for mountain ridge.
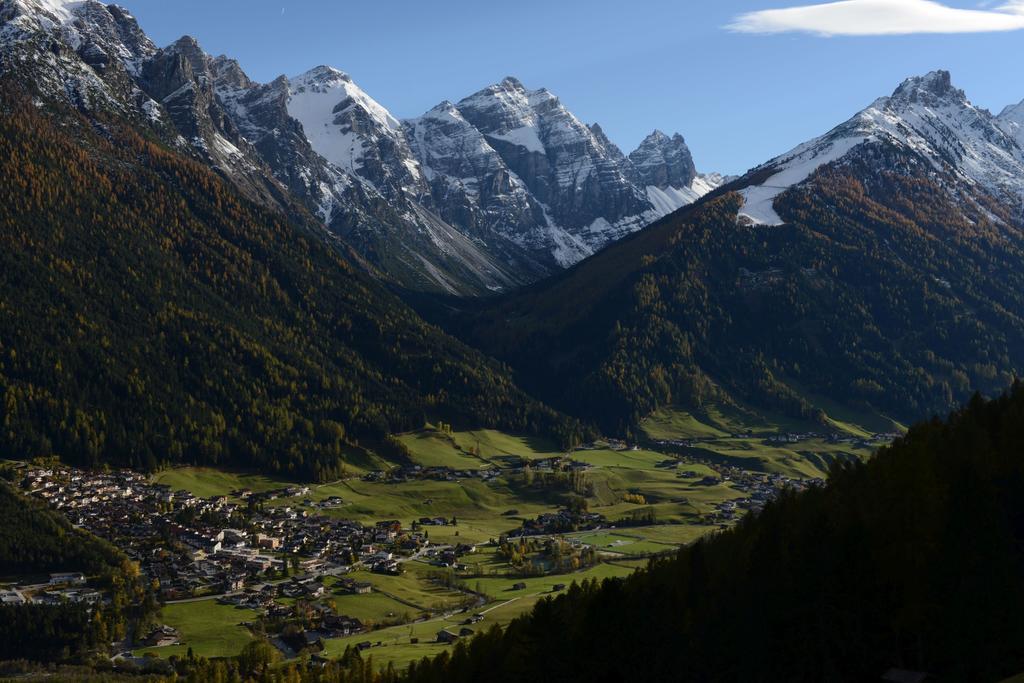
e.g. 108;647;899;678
0;0;720;296
443;71;1024;436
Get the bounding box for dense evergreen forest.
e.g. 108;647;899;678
0;92;583;481
447;145;1024;436
0;481;156;663
35;387;1024;682
0;476;123;575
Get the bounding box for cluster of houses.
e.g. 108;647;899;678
14;466;492;658
762;430;897;447
361;455;596;487
422;543;476;570
362;464;501;484
827;431;902;449
702;466;825;523
511;509;607;537
17;467;435;602
655;430;897;452
763;431;825;445
0;572;103;607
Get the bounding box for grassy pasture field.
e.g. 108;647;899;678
151;468;284;499
323;590;415;625
640;403;893;479
135;600;258;659
567;530;678;556
342;570;467;614
318;562;637;666
398;426;563;470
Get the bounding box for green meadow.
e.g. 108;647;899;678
135;600;257;659
318;562;636;667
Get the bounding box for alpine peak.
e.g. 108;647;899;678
889;70;964;106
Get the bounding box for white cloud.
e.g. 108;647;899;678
727;0;1024;36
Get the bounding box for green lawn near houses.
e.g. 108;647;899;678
135;599;257;659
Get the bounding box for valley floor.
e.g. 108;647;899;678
5;402;896;671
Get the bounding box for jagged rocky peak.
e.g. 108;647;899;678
888;70;964;107
211;54;253;90
446;74;719;265
456;77;546;152
162;35;210;76
75;3;155;66
589;122;630;164
2;0;154;71
292;64;352;90
629;129;697;190
101;5;153;56
140;35;214;112
405;99;490;167
421;99;461;120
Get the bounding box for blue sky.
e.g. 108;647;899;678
118;0;1024;176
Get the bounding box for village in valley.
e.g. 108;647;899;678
0;406;893;670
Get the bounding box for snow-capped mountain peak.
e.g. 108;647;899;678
736;70;1024;226
437;76;721;264
418;99;464;124
286;65;417;193
0;1;721;292
456;77;547;154
289;65;401;132
887;69;969;109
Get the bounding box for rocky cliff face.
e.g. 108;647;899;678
451;77;652;265
629;130;697;190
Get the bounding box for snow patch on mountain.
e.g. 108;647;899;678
490;125;545;154
288;68;375;172
739;136;866;225
646;183;705;216
25;0;80;21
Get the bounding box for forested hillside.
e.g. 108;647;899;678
0;479;154;663
0;91;582;481
0;477;122;576
449;144;1024;435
